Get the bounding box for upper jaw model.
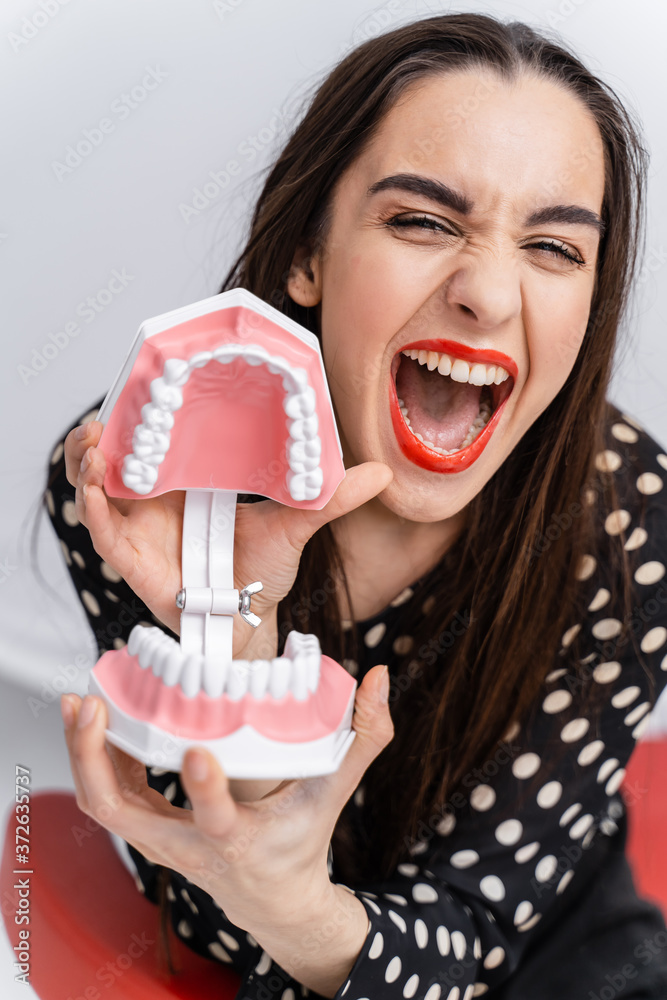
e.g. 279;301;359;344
88;288;357;779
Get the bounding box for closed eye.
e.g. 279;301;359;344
386;215;586;266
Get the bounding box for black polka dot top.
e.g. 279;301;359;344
44;400;667;1000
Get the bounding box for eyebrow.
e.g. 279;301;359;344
367;173;606;236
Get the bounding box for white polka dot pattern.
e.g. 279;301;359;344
512;753;541;779
604;509;631;535
595;450;623;473
470;785;496;811
514;841;540;863
637;472;663;495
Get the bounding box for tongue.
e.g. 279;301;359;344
396;356;482;451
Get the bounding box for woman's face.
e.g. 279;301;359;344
289;69;606;522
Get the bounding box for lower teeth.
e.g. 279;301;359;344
396;397;493;454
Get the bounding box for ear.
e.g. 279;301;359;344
286;242;322;307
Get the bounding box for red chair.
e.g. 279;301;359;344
2;739;666;998
1;791;240;999
621;736;667;918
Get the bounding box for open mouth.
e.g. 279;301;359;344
390;339;516;473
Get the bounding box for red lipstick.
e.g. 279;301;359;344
390;339;516;473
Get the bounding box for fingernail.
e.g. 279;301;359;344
82;484;89;503
60;695;75;727
188;751;209;782
77;696;97;728
75;423;90;440
378;665;389;705
80;447;93;472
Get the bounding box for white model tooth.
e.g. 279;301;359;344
284;630;319;659
189;350;213;369
485;365;497;385
163;358;190;386
285;632;321;695
213;345;236;364
450;359;470;383
469;363;487;386
123;456;159;481
226;660;249;700
128;624;148;657
288;415;319;441
417;349;429;365
287;467;324;501
284;386;316;419
180;653;203;698
306;656;320;693
138;637;156;670
437;354;452;376
162;645;184;687
122;457;158;493
121;474;151;495
288;441;320;473
269;657;291;699
150;378;183;412
202;655;226;698
245;346;269;367
291;657;309;701
248;659;270;699
267;358;285;375
426;351;439;371
141;403;174;432
283;367;308;392
132;426;170;461
151;635;175;678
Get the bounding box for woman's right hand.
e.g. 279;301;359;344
65;420;393;657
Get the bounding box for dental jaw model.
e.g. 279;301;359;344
88;289;356;779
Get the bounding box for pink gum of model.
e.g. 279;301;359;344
98;305;343;507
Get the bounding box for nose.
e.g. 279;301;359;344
442;251;523;332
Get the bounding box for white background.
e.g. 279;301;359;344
1;0;666;996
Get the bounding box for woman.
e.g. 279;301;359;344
45;11;667;1000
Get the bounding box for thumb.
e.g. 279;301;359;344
280;461;393;553
327;664;394;810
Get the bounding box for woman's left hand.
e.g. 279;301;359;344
60;664;392;935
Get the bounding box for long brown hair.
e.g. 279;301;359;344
214;12;650;880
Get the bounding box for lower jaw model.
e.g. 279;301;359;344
88;290;355;779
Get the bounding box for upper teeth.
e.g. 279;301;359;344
401;349;510;385
127;624;321;701
121;344;322;502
